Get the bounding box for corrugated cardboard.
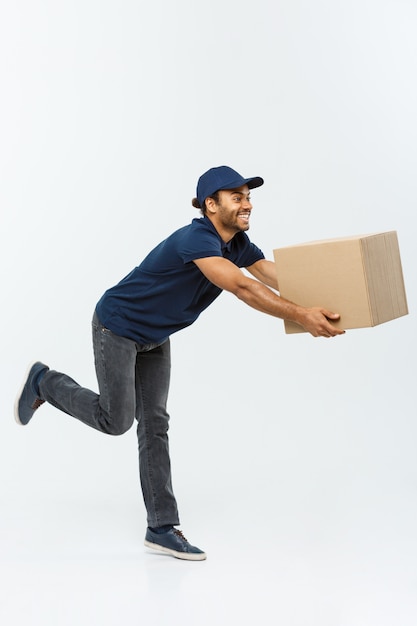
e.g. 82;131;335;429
273;231;408;333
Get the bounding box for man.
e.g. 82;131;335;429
15;165;344;561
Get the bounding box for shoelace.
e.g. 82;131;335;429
173;529;189;543
31;398;45;410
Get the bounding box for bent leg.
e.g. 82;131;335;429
39;313;137;435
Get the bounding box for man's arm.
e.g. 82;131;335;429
193;256;345;338
246;259;279;290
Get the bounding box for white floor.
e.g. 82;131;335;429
2;461;417;626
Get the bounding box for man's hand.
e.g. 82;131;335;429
296;307;345;338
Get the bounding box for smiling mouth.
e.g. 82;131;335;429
238;212;251;222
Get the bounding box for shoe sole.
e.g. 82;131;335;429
14;360;39;425
144;539;207;561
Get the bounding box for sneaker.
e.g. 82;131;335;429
15;361;49;425
144;527;207;561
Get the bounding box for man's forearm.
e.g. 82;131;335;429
235;279;304;323
235;278;344;337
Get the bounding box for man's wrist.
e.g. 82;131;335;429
283;301;307;326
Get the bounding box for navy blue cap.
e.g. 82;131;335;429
196;166;264;207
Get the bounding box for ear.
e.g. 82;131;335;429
204;196;218;215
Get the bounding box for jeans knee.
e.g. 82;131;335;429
106;418;133;436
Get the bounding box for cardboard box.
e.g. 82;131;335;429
273;231;408;333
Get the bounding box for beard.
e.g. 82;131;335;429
217;204;250;233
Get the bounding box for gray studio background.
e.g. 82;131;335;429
1;1;416;625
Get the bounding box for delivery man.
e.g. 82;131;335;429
15;166;344;560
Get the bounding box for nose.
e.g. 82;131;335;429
243;197;252;209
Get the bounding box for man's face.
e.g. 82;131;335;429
214;185;253;234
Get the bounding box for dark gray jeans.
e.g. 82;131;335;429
38;311;180;528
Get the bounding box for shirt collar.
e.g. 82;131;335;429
202;216;234;254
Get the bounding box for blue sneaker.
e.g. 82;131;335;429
144;527;207;561
15;361;49;425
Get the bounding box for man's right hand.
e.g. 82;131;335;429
296;307;346;338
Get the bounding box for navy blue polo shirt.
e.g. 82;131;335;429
95;216;264;344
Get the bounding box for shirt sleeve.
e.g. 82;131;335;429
178;224;223;263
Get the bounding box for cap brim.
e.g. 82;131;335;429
246;176;264;190
221;176;264;191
